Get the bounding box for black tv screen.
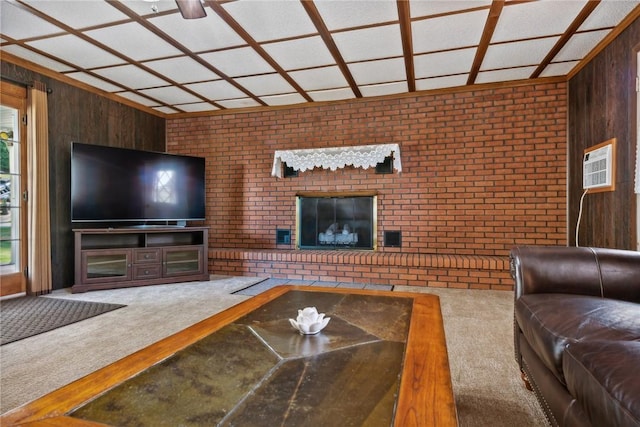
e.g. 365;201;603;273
71;143;206;223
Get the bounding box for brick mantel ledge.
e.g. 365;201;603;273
208;248;512;290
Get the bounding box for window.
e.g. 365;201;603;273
153;170;177;204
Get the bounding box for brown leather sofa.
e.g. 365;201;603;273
510;246;640;427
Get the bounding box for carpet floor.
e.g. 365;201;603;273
0;276;548;426
1;297;125;345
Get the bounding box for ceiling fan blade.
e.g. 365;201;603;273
175;0;207;19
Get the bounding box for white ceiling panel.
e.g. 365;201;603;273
262;36;335;70
234;74;294;96
309;88;354;102
223;0;316;42
416;74;469;91
348;58;406;86
175;102;220;113
493;0;588;43
86;22;182;62
0;1;63;40
23;0;128;28
200;47;274;77
482;37;560;70
314;0;398;30
93;64;169;89
144;57;219;84
360;82;408;97
218;98;260;108
149;11;246;52
414;48;476;79
153;106;180;114
184;80;247;100
333;25;403;62
138;86;202;105
217;98;261;109
410;0;492;19
116;91;160;107
1;45;73;72
540;61;580;78
579;0;640;31
412;9;489;54
290;66;348;91
66;72;124;92
476;66;538;84
27;34;125;68
261;93;307;106
553;30;610;62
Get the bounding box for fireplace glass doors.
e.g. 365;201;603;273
297;195;376;250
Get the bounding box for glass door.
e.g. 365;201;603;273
0;82;27;297
163;247;203;277
297;195;375;250
82;250;133;283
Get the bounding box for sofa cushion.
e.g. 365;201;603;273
563;340;640;427
515;294;640;383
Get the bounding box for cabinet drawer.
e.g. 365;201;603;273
133;264;161;279
134;249;161;264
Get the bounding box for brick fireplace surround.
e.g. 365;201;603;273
168;80;567;291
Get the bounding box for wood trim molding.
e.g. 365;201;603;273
168;75;567;119
3;49;566;121
567;4;640;80
296;190;378;198
0;80;27;98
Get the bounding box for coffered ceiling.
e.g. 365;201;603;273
1;0;639;117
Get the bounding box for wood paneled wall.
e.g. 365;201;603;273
568;18;639;249
1;61;166;290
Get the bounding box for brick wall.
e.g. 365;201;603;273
167;81;568;289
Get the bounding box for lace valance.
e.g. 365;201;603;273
271;143;402;178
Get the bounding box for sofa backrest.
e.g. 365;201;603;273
510;246;640;303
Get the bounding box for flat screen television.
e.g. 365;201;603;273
71;142;206;223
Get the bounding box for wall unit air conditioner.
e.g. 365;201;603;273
583;138;616;192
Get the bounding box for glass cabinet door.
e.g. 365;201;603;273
82;250;132;283
163;247;203;277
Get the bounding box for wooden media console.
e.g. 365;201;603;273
72;227;209;293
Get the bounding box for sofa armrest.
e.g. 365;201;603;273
510;246;640;303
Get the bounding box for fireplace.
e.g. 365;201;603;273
296;193;376;250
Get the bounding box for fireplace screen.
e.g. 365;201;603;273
297;195;376;250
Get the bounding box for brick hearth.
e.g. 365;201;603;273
209;248;511;290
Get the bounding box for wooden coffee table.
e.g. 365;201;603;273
1;286;457;426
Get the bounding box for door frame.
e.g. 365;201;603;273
0;81;28;297
636;51;640;250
